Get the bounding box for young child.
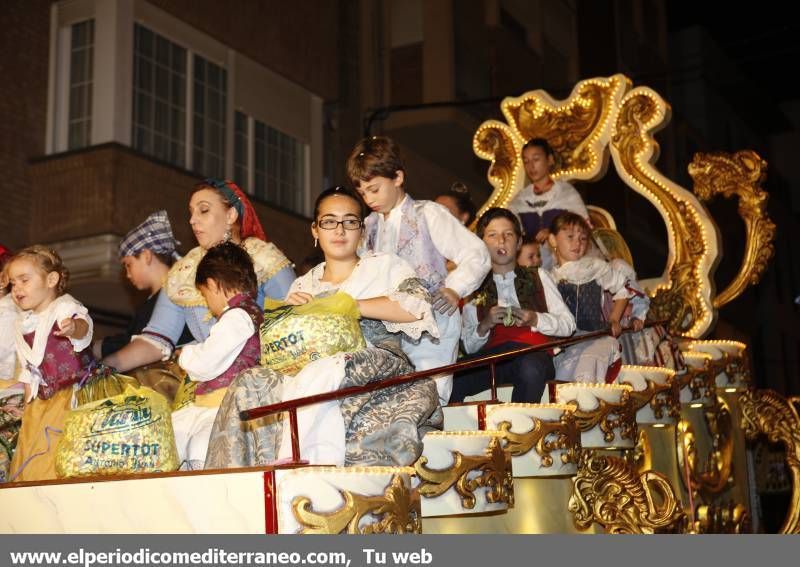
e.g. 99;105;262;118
347;136;491;405
173;241;263;470
1;244;18;381
435;182;477;227
98;210;192;357
594;228;654;364
548;212;634;383
509;138;589;269
206;187;439;468
450;208;575;403
517;234;542;268
0;245;23;482
7;246;94;482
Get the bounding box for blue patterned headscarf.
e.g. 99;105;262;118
118;210;180;260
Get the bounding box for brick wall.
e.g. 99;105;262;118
0;0;51;250
148;0;340;99
28;144;310;265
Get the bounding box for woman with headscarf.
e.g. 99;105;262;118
103;179;295;372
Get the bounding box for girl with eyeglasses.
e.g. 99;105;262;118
285;186;438;334
205;186;441;468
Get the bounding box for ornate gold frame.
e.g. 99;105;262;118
473;74;774;337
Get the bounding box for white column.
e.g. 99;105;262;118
92;0;134;145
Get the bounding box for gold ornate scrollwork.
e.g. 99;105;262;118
569;451;685;534
610;89;716;336
740;389;800;534
472;75;629;219
677;397;735;497
495;411;580;467
720;352;751;387
291;474;421;534
473;124;519;212
695;502;751;534
473;76;736;337
627;378;680;421
689;150;776;308
568;391;637;444
676;361;716;402
414;436;514;509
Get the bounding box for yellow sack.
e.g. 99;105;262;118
55;385;179;478
73;368;140;407
261;292;365;376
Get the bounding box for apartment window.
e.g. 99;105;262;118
67;19;95;150
193;55;227;178
132;24;187;166
235;113;306;214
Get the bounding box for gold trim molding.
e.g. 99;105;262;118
567;390;637;445
291;474;421;534
495;411;580;467
414;436;514;509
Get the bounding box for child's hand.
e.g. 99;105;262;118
609;319;623;337
511;307;538;328
55;317;78;338
632;318;645;332
432;287;459;316
56;316;89;340
477;306;506;336
285;291;313;305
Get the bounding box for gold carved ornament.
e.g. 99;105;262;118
567;390;638;444
495;411;580;467
609;88;717;337
473;75;720;336
689;150;776;309
626;378;681;421
291;474;421;534
472;75;629;222
675;360;716;403
414;436;514;509
630;428;653;473
676;396;735;498
740;389;800;534
568;450;685;534
695;502;750;534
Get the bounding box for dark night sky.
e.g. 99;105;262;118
666;3;800;107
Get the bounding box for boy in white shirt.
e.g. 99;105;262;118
451;208;575;403
509;138;589;269
347;136;491;405
173;242;263;470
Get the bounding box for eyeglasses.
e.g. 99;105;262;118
316;218;363;230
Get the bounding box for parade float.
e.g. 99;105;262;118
0;74;793;535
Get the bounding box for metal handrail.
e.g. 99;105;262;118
241;321;668;462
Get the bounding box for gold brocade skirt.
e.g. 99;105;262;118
8;388;72;482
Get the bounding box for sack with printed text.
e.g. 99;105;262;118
55;384;179;478
260;292;365;376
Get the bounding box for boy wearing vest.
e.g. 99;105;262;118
450;208;575;403
347;136;491;405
